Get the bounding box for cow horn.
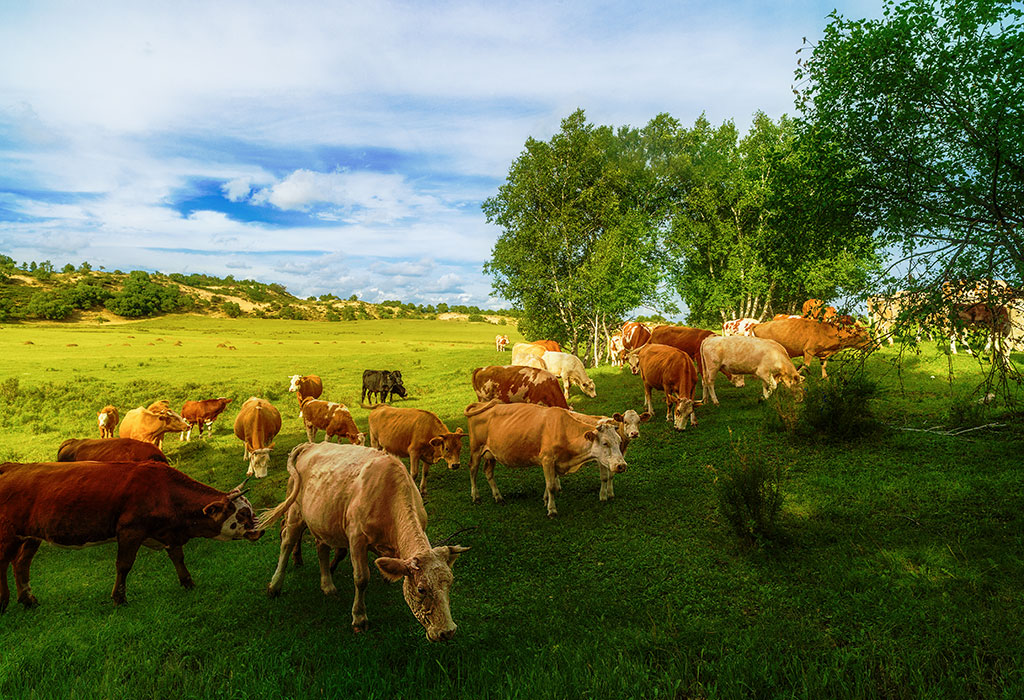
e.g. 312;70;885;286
435;525;478;547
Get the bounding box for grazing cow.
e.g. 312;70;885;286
608;333;626;366
649;325;717;374
180;397;233;441
260;442;469;641
627;344;700;430
57;437;168;464
288;375;324;416
802;298;837;322
361;370;408;404
699;336;804;405
0;461;260;610
300;398;364;445
773;314;803;321
146;400;172;414
722;318;761;337
510;342;546;367
753;317;872;378
529;339;561;352
233;397;282;478
464;401;627;517
568;409;650;501
97;405;119;438
540;351;597;402
366;404;466;495
119;407;190;449
494;334;510;352
952;302;1012;357
621;322;652;354
471;365;569;409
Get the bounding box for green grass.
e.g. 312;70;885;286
1;316;1022;699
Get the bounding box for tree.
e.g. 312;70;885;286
26;292;72;321
796;0;1024;285
106;271;190;318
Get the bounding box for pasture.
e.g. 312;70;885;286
1;316;1022;699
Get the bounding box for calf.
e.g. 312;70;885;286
699;336;804;405
233;397;282;478
97;405;119;438
540;351;597;402
494;334;509;352
57;437;168;464
568;409;650;501
288;375;324;416
465;400;627;517
361;370;408;404
119;407;190;449
259;442;469;641
301;398;364;445
471;365;569;409
0;461;259;610
366;404;465;495
627;343;699;430
180;397;233;441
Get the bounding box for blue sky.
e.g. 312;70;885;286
0;0;878;309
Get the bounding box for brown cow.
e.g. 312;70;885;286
649;325;717;374
57;437;168;464
180;397;233;441
300;398;364;445
288;375;324;416
259;442;470;641
802;298;837;322
0;461;260;610
471;365;570;409
621;322;652;352
529;339;561;352
627;343;699;430
97;405;119;438
464;400;627;517
233;397;283;478
753;317;872;378
365;404;466;495
146;400;172;414
119;407;190;449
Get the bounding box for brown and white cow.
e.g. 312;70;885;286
0;461;260;610
722;318;761;337
57;437;168;464
753;317;872;378
180;397;233;441
648;325;717;374
365;404;466;495
627;343;699;430
529;339;561;352
608;332;626;366
233;397;283;478
699;336;804;405
288;375;324;416
97;405;119;438
568;409;650;501
510;342;546;366
540;351;597;402
494;334;510;352
464;400;627;517
621;322;652;353
300;398;364;446
119;407;190;449
472;365;570;409
802;298;837;322
260;442;469;641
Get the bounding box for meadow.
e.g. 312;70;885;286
0;316;1022;699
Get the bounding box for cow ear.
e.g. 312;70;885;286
429;436;443;447
202;500;227;518
443;545;470;565
454;427;464;435
375;557;412;582
612;413;624;422
639;412;653;423
583;430;597;441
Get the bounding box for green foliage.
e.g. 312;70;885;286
0;293;15;322
63;282;113;310
340;306;356;321
325;310;340;322
798;369;881;441
467;313;486;323
711;445;785;546
105;271;191;318
26;291;73;320
222;301;243;318
0;377;18;401
277;305;305;320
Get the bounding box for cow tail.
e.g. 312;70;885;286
464;398;501;417
256;443;309;530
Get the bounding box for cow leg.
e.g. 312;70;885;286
329;547;348;574
111;532;145;605
305;425;317;442
0;538;18;613
643;384;654;416
483;457;503;504
287;519;305;567
541;459;558;517
316;541;338;596
349;536;371;633
562;377;571;403
469;448;481;504
268;510;305;596
702;364;720;406
418;457;430;497
166;545;195;590
13;540;40;608
820;358;828;379
599;465;612;502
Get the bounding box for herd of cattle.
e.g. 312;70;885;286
1;290;1019;641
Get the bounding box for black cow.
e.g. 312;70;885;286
361;370;408;403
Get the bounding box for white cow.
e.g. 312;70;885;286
540;351;597;402
699;335;804;405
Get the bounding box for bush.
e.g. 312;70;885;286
326;311;340;322
711;447;785;546
222;301;243;318
341;306;356;321
467;313;487;323
26;292;73;320
0;377;19;401
63;282;112;310
798;368;880;441
106;271;190;318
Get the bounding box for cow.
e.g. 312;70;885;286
722;318;761;337
649;325;718;374
568;409;650;501
288;375;323;416
464;400;627;517
621;322;652;354
513;354;548;371
179;397;233;441
57;437;168;464
259;442;470;641
699;336;804;405
510;342;546;367
802;298;837;322
529;339;561;352
361;370;408;404
146;400;172;414
365;404;466;496
866;294;905;345
97;405;119;438
300;398;364;446
471;365;570;409
773;314;803;321
952;302;1012;357
119;407;190;449
539;351;597;402
494;334;510;352
753;316;872;378
607;333;626;366
233;397;282;478
0;461;260;610
627;343;699;430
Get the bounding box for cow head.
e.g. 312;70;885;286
576;376;597;398
666;394;696;431
428;428;466;469
162;411;191;433
584;422;627;474
348;431;366;446
248;446;274;478
202;481;263;542
375;544;470;642
626;351;642;375
288;375;301;392
613;410;651;441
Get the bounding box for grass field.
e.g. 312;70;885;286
0;316;1022;699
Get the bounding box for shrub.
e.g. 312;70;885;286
798;368;880;441
0;377;19;401
341;306;356;321
326;311;340;322
222;301;243;318
106;271;190;318
711;447;785;546
63;282;113;310
467;313;486;323
26;292;73;320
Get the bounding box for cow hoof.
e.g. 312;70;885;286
180;578;196;591
472;496;481;505
547;511;558;518
321;586;338;596
111;596;127;607
352;619;369;634
19;593;38;608
267;585;282;598
495;497;505;505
